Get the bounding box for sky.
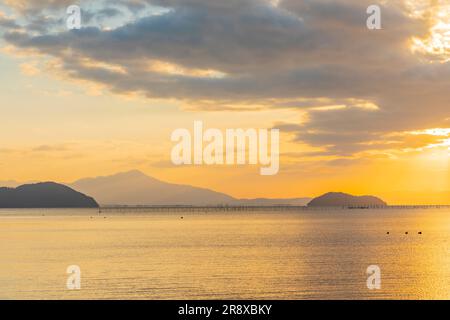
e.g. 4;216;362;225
0;0;449;204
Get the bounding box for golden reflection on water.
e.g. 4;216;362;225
0;209;449;299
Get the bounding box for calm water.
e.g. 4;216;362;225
0;208;449;300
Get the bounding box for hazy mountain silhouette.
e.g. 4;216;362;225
0;182;98;208
70;170;236;206
307;192;387;207
70;170;311;206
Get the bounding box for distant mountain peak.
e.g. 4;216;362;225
73;170;161;184
115;170;147;177
70;170;311;206
107;170;159;181
70;170;235;206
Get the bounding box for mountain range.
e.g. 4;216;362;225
0;172;391;208
70;170;311;206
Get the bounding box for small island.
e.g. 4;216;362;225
307;192;387;208
0;182;98;208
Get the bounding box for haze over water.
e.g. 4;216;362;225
1;208;449;300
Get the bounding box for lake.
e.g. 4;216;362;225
0;208;449;299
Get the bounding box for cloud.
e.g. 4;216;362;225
1;0;450;157
0;12;20;29
20;61;40;75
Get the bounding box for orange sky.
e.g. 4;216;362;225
0;0;449;204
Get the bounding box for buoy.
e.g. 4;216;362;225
181;216;184;219
405;232;408;235
386;232;389;235
418;231;422;234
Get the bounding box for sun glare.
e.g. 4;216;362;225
409;128;450;154
410;1;450;62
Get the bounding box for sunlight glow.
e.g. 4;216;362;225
409;128;450;152
410;128;450;136
410;1;450;62
146;60;227;79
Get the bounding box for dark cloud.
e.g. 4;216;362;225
0;16;20;29
1;0;449;157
